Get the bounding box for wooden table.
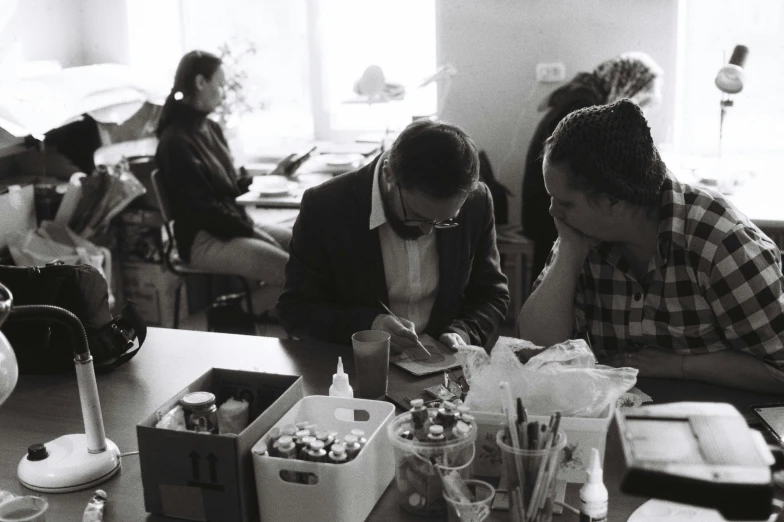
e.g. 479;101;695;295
0;327;781;521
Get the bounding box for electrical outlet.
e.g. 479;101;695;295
536;62;566;83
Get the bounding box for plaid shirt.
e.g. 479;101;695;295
535;175;784;371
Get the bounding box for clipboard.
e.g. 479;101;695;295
390;334;461;376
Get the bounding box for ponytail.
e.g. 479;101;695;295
156;50;222;137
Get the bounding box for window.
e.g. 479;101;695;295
675;0;784;159
126;0;436;142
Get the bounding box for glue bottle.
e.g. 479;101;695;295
329;357;353;398
579;448;608;522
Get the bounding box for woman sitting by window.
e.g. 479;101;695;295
155;50;291;294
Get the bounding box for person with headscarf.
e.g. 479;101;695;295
155;51;291;291
521;52;664;282
518;99;784;394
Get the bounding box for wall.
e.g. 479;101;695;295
436;0;678;227
79;0;130;65
0;0;84;69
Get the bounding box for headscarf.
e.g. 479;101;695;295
595;51;663;107
542;52;663;112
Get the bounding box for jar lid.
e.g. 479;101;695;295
181;391;216;408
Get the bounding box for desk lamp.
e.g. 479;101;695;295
0;284;19;406
715;45;749;157
0;283;121;493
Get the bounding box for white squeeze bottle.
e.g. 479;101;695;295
329;357;353;397
579;448;608;522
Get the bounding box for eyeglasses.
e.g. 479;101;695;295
397;184;459;229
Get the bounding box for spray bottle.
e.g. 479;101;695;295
579;448;608;522
329;357;353;398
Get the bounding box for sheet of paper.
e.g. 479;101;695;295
390;334;461;376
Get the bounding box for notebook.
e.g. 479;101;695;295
390;334;461;376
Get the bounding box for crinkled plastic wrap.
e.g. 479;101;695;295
456;338;638;417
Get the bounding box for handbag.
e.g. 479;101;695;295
0;262;147;374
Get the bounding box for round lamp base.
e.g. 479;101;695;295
18;434;121;493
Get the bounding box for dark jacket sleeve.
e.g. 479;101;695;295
276;188;380;343
443;187;509;346
157;136;254;240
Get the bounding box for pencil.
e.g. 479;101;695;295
377;300;432;357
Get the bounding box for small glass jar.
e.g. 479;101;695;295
181;391;218;434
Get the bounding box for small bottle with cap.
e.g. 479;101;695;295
305;440;327;463
328;442;348;464
343;434;362;460
409;398;429;439
329;357;353;398
350;428;367;449
276;435;298;482
427;424;445;443
579;448;608;522
299;436;316;459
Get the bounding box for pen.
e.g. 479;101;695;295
377;300;432;357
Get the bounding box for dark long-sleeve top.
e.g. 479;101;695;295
521;78;605;280
154;104;253;262
277;158;510;347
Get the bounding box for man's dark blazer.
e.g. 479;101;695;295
277;154;510;347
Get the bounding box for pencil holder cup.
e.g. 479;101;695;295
496;429;566;522
388;410;477;517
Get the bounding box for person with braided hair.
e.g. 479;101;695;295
522;52;664;283
518;99;784;393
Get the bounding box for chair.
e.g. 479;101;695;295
496;224;535;326
150;169;255;329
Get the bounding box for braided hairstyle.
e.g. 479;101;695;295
544;99;666;207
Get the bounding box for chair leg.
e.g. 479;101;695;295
173;281;182;329
240;278;255;318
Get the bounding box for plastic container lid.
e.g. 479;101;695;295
309;440;325;451
330;443;346;455
180;391;216;408
350;428;366;438
429;425;444;435
278;435;294;446
410;398;424;408
344;434;358;444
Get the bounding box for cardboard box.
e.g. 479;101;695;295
120;261;186;327
137;369;304;522
472;406;614;483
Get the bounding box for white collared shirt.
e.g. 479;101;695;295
369;154;439;334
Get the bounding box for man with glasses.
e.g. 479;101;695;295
277;119;509;353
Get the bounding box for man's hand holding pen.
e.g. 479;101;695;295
373;300;432;359
371;313;421;355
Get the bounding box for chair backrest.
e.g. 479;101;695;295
150;169;174;223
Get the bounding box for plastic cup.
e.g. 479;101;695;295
387;409;477;517
0;496;48;522
445;479;496;522
351;330;390;400
496;429;566;522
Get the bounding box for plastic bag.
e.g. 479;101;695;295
457;338;638;417
68;159;146;239
9;221;114;308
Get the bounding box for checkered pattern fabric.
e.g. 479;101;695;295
534;175;784;370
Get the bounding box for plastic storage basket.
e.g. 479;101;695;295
252;396;396;522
